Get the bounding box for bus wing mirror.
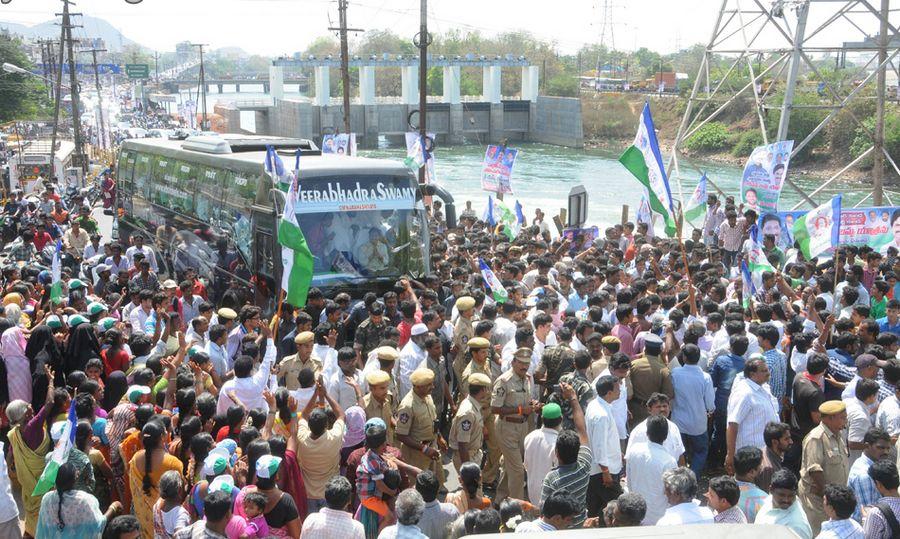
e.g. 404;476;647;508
421;184;456;229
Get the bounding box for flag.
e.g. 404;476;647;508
619;103;677;236
482;195;496;226
514;200;526;236
277;151;314;307
479;258;508;303
403;134;426;171
793;195;842;259
494;198;518;241
50;240;63;303
32;402;76;496
264;145;289;192
684;174;708;222
740;260;756;309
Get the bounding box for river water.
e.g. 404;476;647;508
188;89;877;228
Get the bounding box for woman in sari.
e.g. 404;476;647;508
7;365;55;538
128;420;183;539
233;455;302;538
446;462;493;514
36;462;123;538
104;371;135;505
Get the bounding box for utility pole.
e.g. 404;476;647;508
47;40;58;101
83;47;107;150
191;43;209;130
328;0;363;151
62;1;86;175
872;0;888;206
154;51;160;86
417;0;429;186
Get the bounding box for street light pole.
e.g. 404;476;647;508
417;0;428;187
191;43;209;130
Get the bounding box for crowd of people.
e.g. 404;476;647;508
0;186;899;539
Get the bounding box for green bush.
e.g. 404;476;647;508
730;129;765;157
849;110;900;170
684;122;730;153
546;75;579;97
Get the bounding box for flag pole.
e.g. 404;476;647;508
676;207;698;316
272;289;285;341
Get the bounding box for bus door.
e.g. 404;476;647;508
251;207;277;313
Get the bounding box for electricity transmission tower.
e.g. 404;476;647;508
669;0;900;209
596;0;617;76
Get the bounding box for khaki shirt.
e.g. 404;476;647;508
491;370;532;419
396;390;437;443
585;357;609;383
799;423;849;497
278;353;322;390
460;360;492;400
628;354;674;423
363;392;395;445
453;317;475;376
449;394;484;450
296;418;346;498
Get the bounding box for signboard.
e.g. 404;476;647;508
125;63;150;80
294;176;418;213
481;144;518;194
562;226;600;254
740;140;793;213
759;206;900;254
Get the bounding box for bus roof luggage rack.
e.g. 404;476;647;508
181;135;320;155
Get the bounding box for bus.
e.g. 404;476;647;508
115;134;454;311
9;139;77;194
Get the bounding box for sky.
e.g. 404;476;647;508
0;0;888;57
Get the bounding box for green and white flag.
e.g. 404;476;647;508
32;402;75;496
620;103;677;237
793;195;842;260
277;152;315;307
684;174;708;222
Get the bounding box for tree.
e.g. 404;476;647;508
0;34;48;122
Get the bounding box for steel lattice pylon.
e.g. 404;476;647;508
668;0;900;210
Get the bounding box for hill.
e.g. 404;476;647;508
0;15;138;51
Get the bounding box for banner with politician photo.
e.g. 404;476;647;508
740;140;793;213
758;206;899;253
321;133;357;155
481;144;519;194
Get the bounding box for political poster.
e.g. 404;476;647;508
321;134;357;156
481;144;518;194
759;206;900;254
404;132;436;184
562;226;600;254
740;140;793;213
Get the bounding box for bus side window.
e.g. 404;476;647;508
221;170;253;263
150;157;174;212
173;161;196;215
118;150;135;187
195;166;224;227
133;153;152;200
255;229;275;277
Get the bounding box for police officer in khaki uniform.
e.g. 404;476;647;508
396;368;446;486
449;372;491;471
277;331;322;390
363;369;395;445
459;337;501;485
798;400;849;535
492;347;540;501
452;296;476;385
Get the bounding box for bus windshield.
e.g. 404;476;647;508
293;175;427;285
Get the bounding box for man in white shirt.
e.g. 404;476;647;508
585;374;624;520
492;303;518;349
626;392;685;465
626;415;678;524
593;352;631;444
326;346;365;411
656;466;715;525
524;403;561;506
128;290;154;334
215;325;275;415
397;324;428;400
726;356;779;474
125;234;158;272
205;324;230;377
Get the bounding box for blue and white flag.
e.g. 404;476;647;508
33;402;76;495
740;260;756;309
479;258;508;303
264;145;288;191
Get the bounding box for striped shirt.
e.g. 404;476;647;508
541;445;592;528
848;454;880;523
818;518;864;539
727;378;779;450
717;218;745;251
714;505;747;524
863;497;900;539
763;348;787;405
